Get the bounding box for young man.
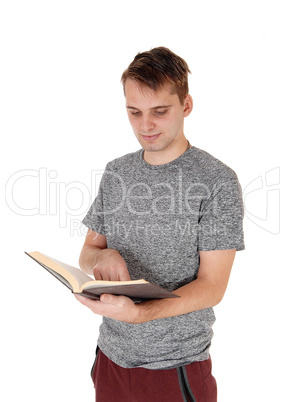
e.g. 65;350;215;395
75;47;245;401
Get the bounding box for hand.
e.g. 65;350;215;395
74;293;140;324
93;249;131;281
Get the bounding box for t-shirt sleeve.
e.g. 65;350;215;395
198;175;245;251
82;164;110;236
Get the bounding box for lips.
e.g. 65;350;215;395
141;133;161;141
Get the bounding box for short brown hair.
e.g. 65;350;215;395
121;47;191;104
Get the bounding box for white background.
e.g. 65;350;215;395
1;1;284;401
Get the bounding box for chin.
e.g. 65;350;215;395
141;143;163;152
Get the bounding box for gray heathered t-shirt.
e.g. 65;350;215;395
82;146;245;369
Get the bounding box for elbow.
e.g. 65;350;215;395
212;287;226;307
78;248;84;270
213;295;223;307
78;246;89;273
79;249;85;269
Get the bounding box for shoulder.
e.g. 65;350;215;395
105;150;141;172
188;146;239;184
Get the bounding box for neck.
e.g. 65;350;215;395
143;137;191;166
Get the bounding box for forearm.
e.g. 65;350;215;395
79;245;130;281
136;249;235;324
136;277;222;324
75;249;234;324
79;245;103;275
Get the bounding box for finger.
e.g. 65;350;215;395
74;294;99;307
100;294;112;303
115;265;131;281
100;294;128;306
119;271;131;281
74;294;91;305
93;267;104;280
74;294;85;302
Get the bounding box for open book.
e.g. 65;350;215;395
25;251;179;301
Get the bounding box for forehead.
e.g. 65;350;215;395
125;79;178;109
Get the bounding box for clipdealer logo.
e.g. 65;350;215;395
5;168;104;232
5;166;213;231
243;167;280;234
5;166;281;236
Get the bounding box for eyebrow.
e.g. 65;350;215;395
126;105;172;111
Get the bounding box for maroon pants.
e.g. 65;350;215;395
91;349;217;402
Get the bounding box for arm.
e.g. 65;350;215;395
79;229;131;281
137;249;236;322
75;249;236;324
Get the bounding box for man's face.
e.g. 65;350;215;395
125;79;192;154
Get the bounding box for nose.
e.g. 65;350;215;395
140;114;155;133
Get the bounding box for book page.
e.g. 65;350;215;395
28;252;93;292
83;279;147;290
37;261;73;290
46;255;93;289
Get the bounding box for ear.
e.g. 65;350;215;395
183;94;193;117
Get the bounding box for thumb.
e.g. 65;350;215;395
100;294;113;303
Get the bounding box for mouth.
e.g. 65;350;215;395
141;133;161;142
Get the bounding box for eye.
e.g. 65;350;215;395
154;110;167;116
130;111;141;116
